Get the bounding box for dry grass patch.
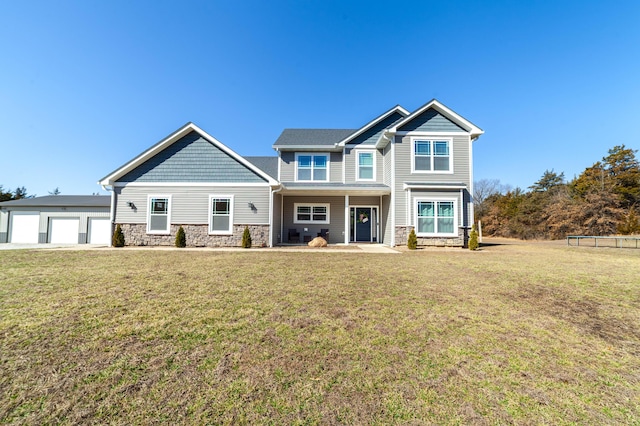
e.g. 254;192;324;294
1;242;639;424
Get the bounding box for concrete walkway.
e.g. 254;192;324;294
355;244;401;254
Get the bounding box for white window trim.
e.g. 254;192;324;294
410;137;454;174
356;149;376;182
209;194;234;235
295;152;330;182
293;202;330;224
147;195;172;234
414;198;458;237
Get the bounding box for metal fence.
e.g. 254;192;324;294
567;235;640;248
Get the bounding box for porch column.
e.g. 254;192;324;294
344;195;349;245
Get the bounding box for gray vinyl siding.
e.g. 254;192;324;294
349;196;380;206
3;207;110;244
282;196;345;244
0;210;8;242
382;194;392;245
279;152;295;181
398;109;467;133
118;131;266;183
383;144;392;186
393;133;471;225
344;148;383;184
115;185;271;226
330;152;342;182
278;151;343;183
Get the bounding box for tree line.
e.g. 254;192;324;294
475;145;640;239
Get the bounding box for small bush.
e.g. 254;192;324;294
407;228;417;250
242;226;252;248
112;224;125;247
175;226;186;248
468;224;479;250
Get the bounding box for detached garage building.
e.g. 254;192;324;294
0;195;111;245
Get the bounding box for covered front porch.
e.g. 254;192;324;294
272;183;390;246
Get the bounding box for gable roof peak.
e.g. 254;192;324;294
98;122;278;186
388;99;484;137
337;104;410;147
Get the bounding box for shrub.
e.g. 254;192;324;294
242;226;252;248
468;224;479;250
175;225;186;248
407;228;417;250
112;224;125;247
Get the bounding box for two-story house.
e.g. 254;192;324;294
98;99;483;247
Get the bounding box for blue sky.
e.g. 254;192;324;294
1;1;639;196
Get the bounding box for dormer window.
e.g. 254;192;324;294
296;153;328;181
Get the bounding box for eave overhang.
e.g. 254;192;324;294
280;182;391;196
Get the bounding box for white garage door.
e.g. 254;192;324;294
49;218;80;244
88;218;111;244
10;212;40;243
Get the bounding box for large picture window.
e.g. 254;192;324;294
209;195;233;234
294;203;329;224
412;139;451;173
416;200;456;236
296;154;328;181
357;151;375;180
148;196;171;234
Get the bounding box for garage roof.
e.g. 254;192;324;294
0;195;110;207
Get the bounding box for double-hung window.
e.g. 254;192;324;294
148;196;171;234
296;154;328;181
209;195;233;234
413;139;452;172
294;203;329;224
357;151;375;180
416;200;456;236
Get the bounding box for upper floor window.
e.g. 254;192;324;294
412;139;452;173
209;195;233;235
148;195;171;234
296;153;328;181
357;151;375;180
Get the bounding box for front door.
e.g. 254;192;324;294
355;208;371;242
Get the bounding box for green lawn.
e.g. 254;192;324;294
1;242;639;424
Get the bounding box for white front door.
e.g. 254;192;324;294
9;212;40;243
88;218;111;244
49;218;80;244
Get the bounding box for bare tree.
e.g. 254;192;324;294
473;179;506;219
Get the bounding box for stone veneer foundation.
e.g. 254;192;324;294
119;224;270;247
395;226;466;247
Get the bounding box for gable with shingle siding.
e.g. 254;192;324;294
117;131;267;183
398;109;466;133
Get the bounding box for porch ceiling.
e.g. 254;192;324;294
280;182;391;196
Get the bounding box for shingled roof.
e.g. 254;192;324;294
0;195;110;207
273;129;356;148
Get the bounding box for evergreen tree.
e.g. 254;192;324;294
241;226;252;248
175;226;186;247
112;224;125;247
468;224;479;250
407;228;417;250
